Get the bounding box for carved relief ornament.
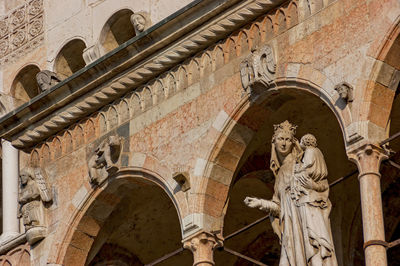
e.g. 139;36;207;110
88;135;123;185
240;44;276;93
19;167;52;245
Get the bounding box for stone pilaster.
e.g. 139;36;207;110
183;231;223;266
348;144;388;266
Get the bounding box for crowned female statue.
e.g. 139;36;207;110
244;120;337;266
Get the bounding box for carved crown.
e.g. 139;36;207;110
273;120;297;136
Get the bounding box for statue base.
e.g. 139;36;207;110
26;226;46;245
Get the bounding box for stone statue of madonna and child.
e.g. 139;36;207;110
244;120;338;266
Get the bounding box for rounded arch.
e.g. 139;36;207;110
202;79;356;264
54;38;87;79
364;16;400;133
98;8;135;54
11;64;41;102
197;78;349;229
52;167;186;265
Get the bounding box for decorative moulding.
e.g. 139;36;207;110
0;0;285;148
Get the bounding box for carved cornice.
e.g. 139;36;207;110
0;0;285;148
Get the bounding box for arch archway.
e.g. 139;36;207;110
57;168;191;265
199;80;357;264
11;64;41;103
99;9;135;54
363;17;400;133
54;39;86;79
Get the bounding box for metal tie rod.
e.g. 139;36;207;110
223;247;268;266
145;247;184;266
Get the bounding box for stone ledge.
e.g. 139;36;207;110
0;233;27;255
0;0;284;148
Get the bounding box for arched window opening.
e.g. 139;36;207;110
54;39;86;79
99;9;135;53
11;65;40;103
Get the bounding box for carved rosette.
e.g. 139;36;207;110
0;0;44;64
240;44;276;94
11;28;26;48
28;17;43;37
0;39;9;57
0;20;8;37
28;0;43;17
11;7;26;29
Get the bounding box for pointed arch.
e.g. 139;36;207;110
200;51;213;77
264;16;274;41
275;9;287;34
177;65;188;91
129;92;142;116
212;44;224;70
238;29;250;55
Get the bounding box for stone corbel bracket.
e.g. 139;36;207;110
173;171;191;192
240;44;276;94
0;0;285;148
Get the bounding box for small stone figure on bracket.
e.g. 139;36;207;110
36;70;61;92
19;167;52;245
130;11;151;35
334;82;353;103
88;135;123;185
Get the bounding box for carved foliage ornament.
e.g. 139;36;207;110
240;44;276;93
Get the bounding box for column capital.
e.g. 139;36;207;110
347;144;388;179
183;231;223;266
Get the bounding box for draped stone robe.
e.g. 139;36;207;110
268;147;338;266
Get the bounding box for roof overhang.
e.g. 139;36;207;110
0;0;284;149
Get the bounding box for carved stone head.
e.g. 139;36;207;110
20;167;35;185
130;12;151;35
300;133;317;149
334;82;353;103
273;120;297;157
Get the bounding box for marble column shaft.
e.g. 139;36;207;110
1;139;20;238
349;144;387;266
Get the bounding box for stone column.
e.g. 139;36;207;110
349;144;388;266
183;231;223;266
0;139;20;241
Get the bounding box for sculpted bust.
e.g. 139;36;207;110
244;121;337;265
36;70;61;92
130;11;151;35
19;167;52;245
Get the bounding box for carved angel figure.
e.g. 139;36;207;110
19;167;52;245
244;121;337;266
36;70;61;92
88;135;122;184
